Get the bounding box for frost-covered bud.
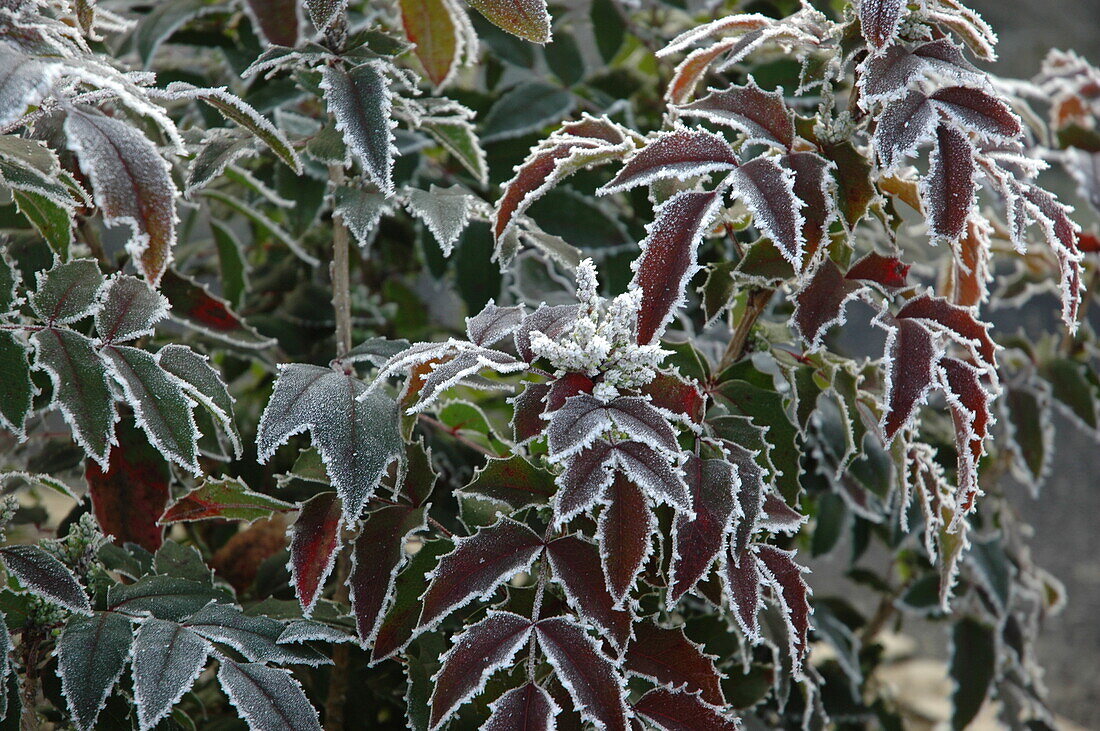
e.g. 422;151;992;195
0;495;18;542
45;512;108;578
575;258;600;311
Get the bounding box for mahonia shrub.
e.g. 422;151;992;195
0;0;1096;728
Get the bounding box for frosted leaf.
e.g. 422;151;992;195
599;475;655;604
511;382;551;443
845;252;911;289
333;185;391;250
755;545;812;677
184;603;327;666
895;292;996;369
938;357;991;522
64;109;179;286
216;658;322;731
465;0;550;43
102;344;200;475
534;616;630;731
624;622;726;706
0;155;77;210
289;492;343;616
30;259;104;325
418;516;545;629
400;0;477;89
859;39;980;105
634;688;739;731
874;315;942;442
428;611;534;730
0;544;92;614
493;115;630;245
157;344;240;459
277;620;358;645
514;303;580;362
349;504;426;645
859;0;905;48
304;0;347;32
466;301;524;347
132;619;210;731
404;185;477;255
659;13;773;56
376;341;525;414
0;46;61;128
926;0;998;61
95;274;168;343
633;189;722;344
614;440;691;515
724;547;763;641
160;476;293;525
598;127;739;196
783;151;837;256
485;684;559;731
548;394;678;462
666;36;745;105
725;442;764;557
555;439;616;524
728;157;805;266
321;62;396;196
30;328;116;468
676;79;794;150
257;364;403;521
759;493;805;534
668;456;740;605
873;90;937;172
58;612;133;731
1018;183;1084;331
184;130;256;196
546;534;632;649
791;260;866;352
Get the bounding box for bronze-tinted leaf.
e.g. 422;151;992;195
896;293;995;368
289;492;343;616
555;439;616;523
859;0;905;47
669;456;738;604
791;259;864;350
873;89;936;171
485;683;558;731
879;317;938;441
634;687;739;731
783;151;835;257
534;617;629;731
546;535;632;649
724;547;762;641
633;189;722;344
350;504;426;644
514;304;581;362
728;157;804;265
923;123;974;243
625;622;725;705
511;381;550;443
598;128;738;196
930;86;1021;141
598;475;654;604
466;0;550;44
845;251;910;288
755;545;811;673
677;80;794;149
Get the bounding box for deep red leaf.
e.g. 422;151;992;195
760;493;804;533
783;151;834;257
512;381;550;443
546;372;595;411
419;517;545;628
633;189;722;344
613;440;692;513
1020;184;1084;329
86;419;170;552
350;505;426;644
555;439;616;522
625;622;725;705
546;535;632;649
515;304;581;362
535;617;629;731
845;252;911;288
598;475;655;604
930;86;1022;140
792;259;864;350
634;687;739;731
159;270;273;348
289;492;343;616
724;547;762;641
726;443;764;557
599;128;738;196
924;123;974;242
880;317;939;441
495;140;605;241
430;611;534;729
896;293;995;368
729;156;804;264
640;372;706;425
940;357;990;514
669;456;738;603
244;0;299;46
874;90;936;170
755;545;812;673
859;0;905;47
678;80;794;149
485;683;558;731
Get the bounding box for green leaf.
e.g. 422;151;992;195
102;344;199;474
131;618;210;730
154;542;214;584
12;191;72;259
183;603;328;666
29;259;104;325
459;454;555;510
949;617;995;730
210;220;247;307
95;274;168;344
0;331;33;438
108;575;231;621
0;158;74;208
481;80;573;141
545;29;585;86
185;130;256;195
58;612;134;731
467;0;550;43
0;545;91;614
216;658;322;731
400;0;463;87
715;379;801;504
133;0;211;67
0;250;17;313
321;61;396;195
30;328;115;466
160;476;295;524
1003;386;1049;487
1043;358;1098;431
422;118;488;185
590;0;624;62
371;539;452;663
157;344;241;459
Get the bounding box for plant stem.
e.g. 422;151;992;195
329;164;353;358
717;288;774;372
19;628;43;731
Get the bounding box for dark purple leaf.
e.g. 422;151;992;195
724;547;762;641
546;535;632;649
429;611;534;729
244;0;300;46
634;687;739;731
783;151;835;256
939;357;990;516
512;381;550;443
598;128;739;196
728;156;804;265
1020;184;1084;329
485;683;558;731
859;0;905;47
755;544;811;673
466;302;525;347
726;443;764;557
555;439;616;523
535;617;629;731
880;317;938;441
860;39;979;104
419;517;545;628
677;80;794;149
515;304;581;362
930;86;1021;141
598;475;655;604
625;622;725;705
845;251;911;288
791;259;865;350
760;493;804;533
350;505;426;644
633;189;722;344
669;456;738;604
874;90;936;171
0;544;91;615
289;492;343;616
923;123;975;242
614;440;692;514
896;292;995;368
548;394;678;460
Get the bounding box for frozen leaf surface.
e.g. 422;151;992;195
0;47;61;128
598;127;738;196
756;544;812;675
485;684;558;731
405;185;476;255
599;475;655;604
58;611;133;731
669;456;739;603
791;260;865;351
923;124;974;243
95;275;168;343
466;0;550;43
0;545;91;614
87;419;170;552
132;619;210;731
350;505;426;644
160;476;293;524
677;80;794;149
625;622;725;705
321;62;396;195
289;492;343;616
546;535;632;649
728;157;805;265
535;616;629;731
30;259;104;325
634;688;739;731
157;344;240;458
216;658;321;731
859;0;905;47
466;301;525;347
